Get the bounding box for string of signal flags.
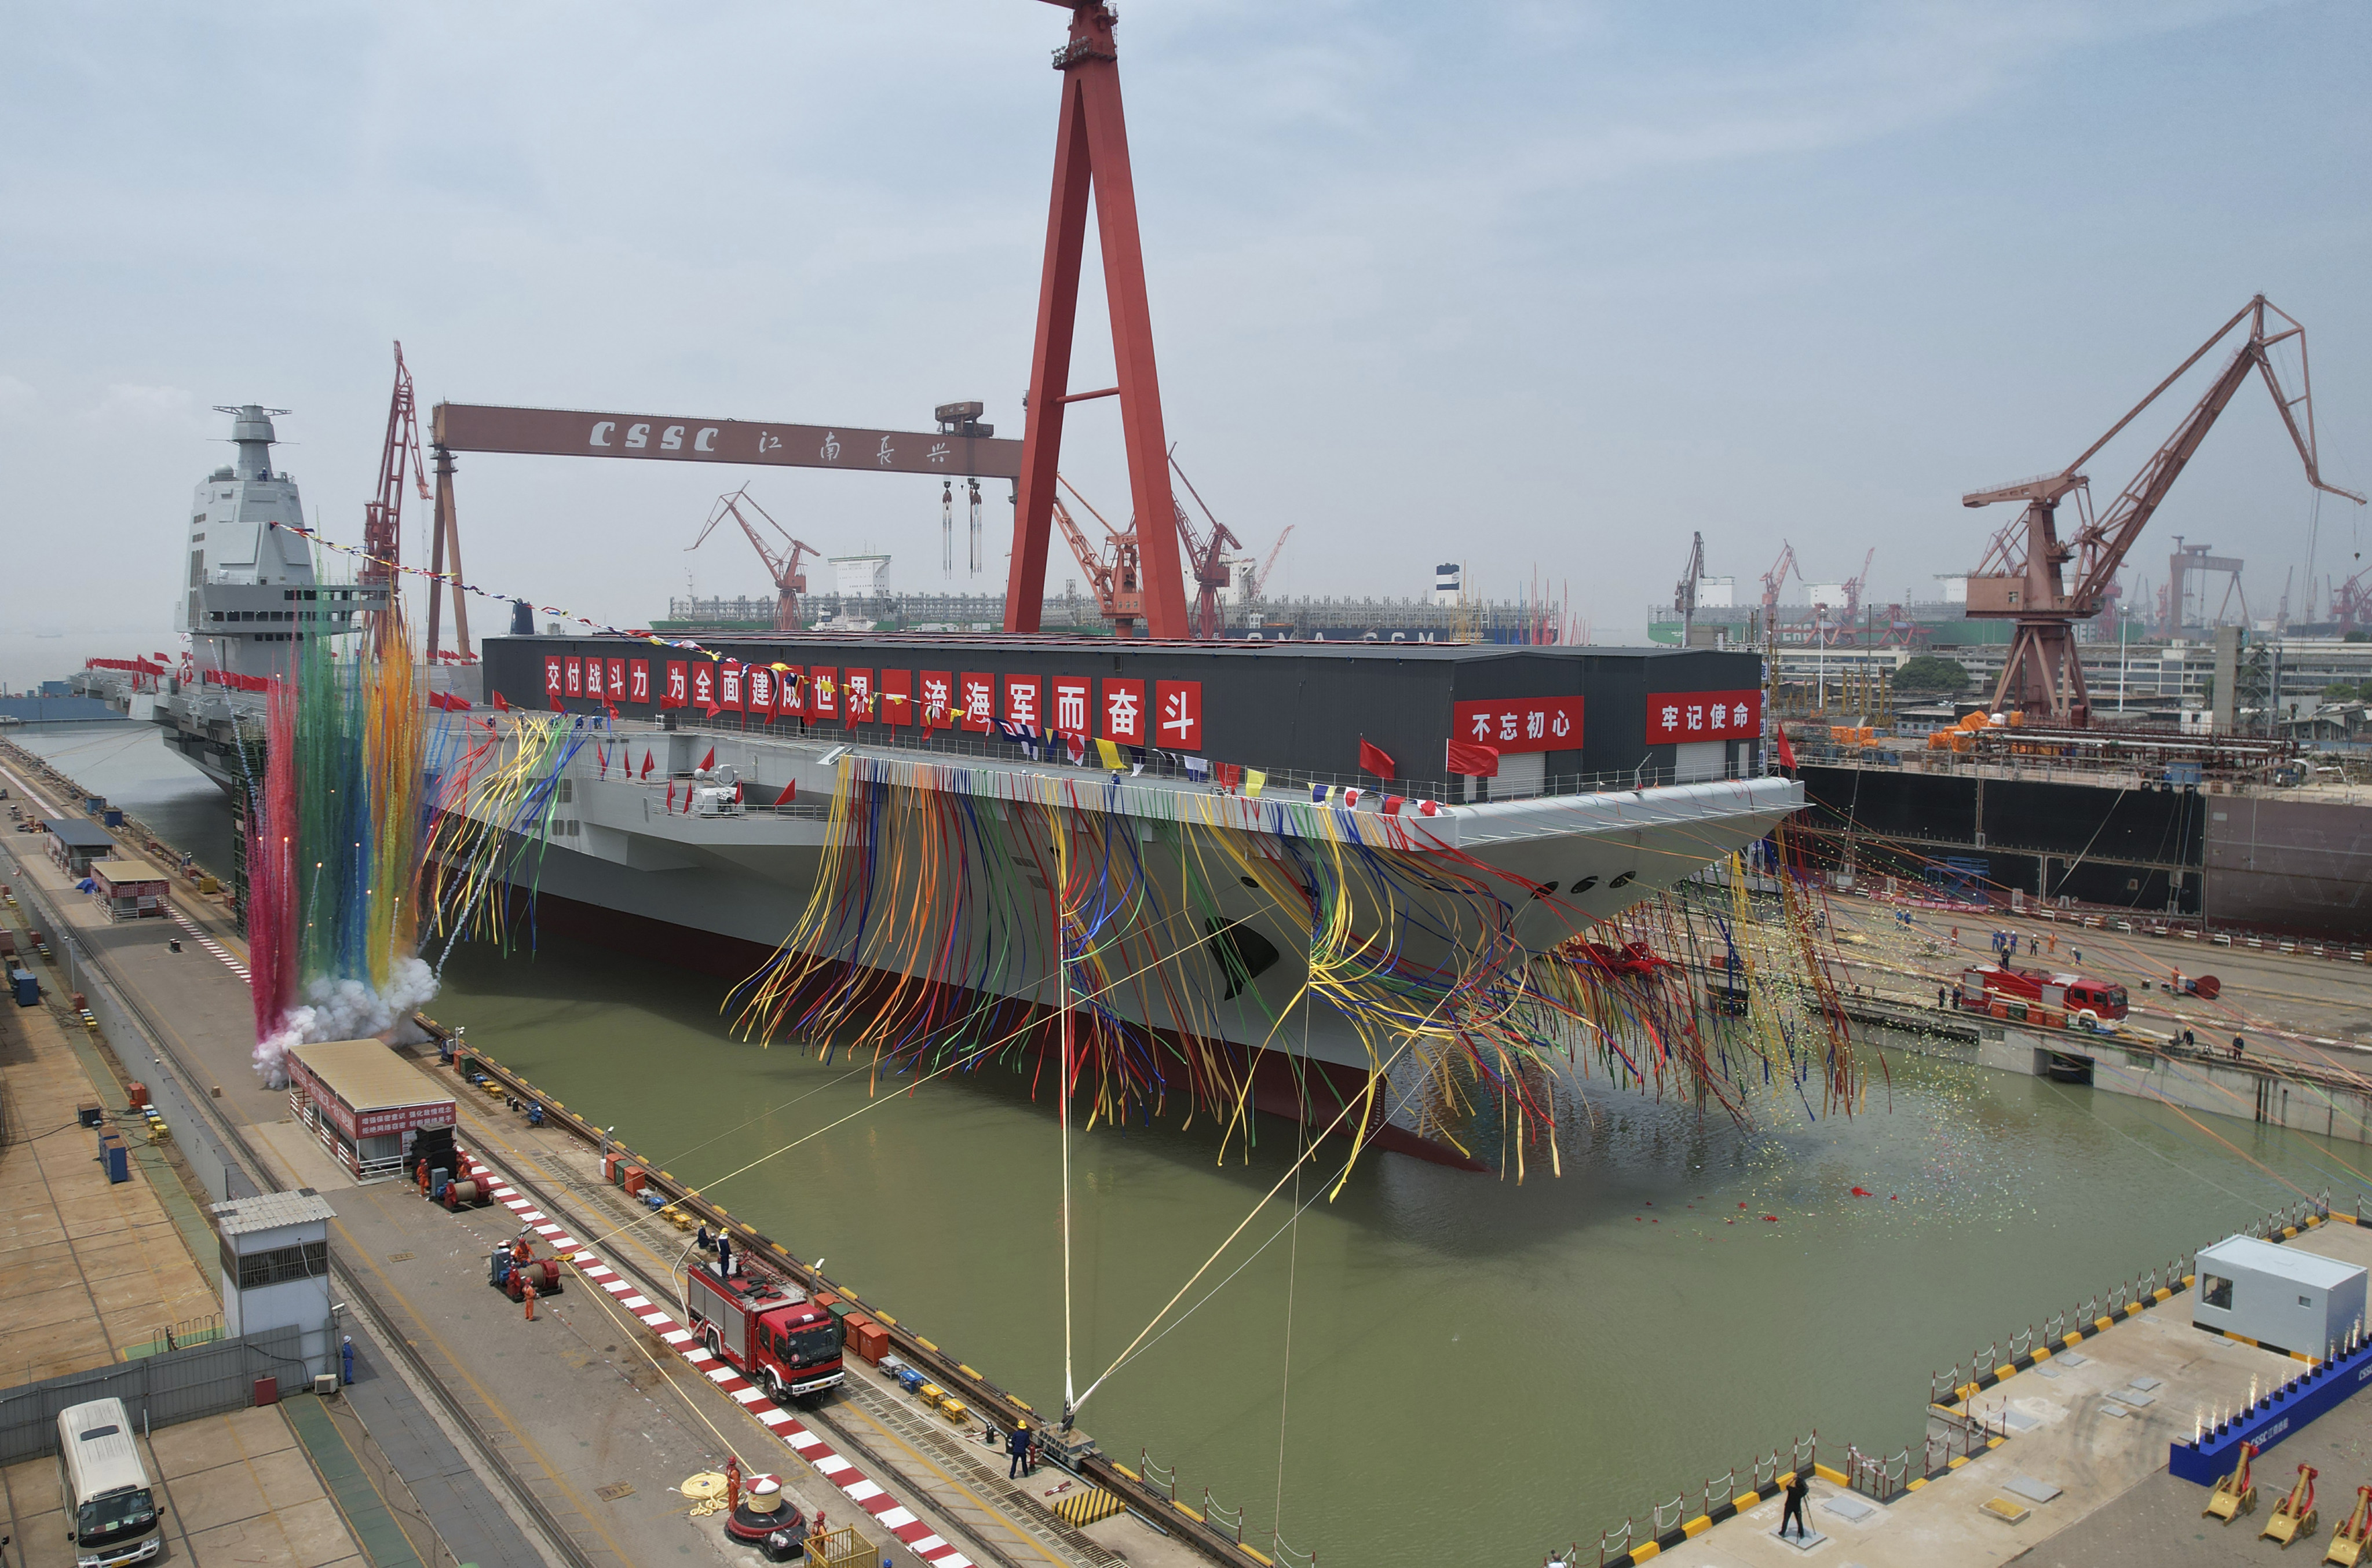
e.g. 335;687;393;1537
262;520;1446;813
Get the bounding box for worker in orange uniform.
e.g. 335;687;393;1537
522;1274;538;1320
725;1455;742;1512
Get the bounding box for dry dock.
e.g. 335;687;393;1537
0;739;1223;1568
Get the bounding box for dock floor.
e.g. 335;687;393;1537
1666;1218;2372;1567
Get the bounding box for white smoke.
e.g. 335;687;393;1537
253;956;441;1085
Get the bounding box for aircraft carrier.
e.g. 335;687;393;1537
433;633;1800;1155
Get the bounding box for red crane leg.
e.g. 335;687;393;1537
1006;4;1188;640
1007;77;1095;635
1074;60;1185;639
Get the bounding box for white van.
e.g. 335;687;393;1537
55;1398;163;1567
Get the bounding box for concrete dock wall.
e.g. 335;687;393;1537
1864;1016;2372;1147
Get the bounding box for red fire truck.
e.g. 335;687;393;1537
685;1257;846;1402
1956;963;2130;1033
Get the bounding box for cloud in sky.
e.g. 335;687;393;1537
1;0;2364;684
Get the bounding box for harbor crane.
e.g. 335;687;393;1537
363;341;431;642
1962;295;2363;723
686;487;818;633
1245;525;1295;602
1841;547;1876;620
1759;541;1799;617
1675;531;1708;644
1168;452;1242;639
1054;476;1143;633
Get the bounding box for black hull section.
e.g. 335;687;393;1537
1791;764;2372;941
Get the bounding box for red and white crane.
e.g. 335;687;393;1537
1962;295;2363;722
686;487;818;633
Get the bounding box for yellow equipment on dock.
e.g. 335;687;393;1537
805;1525;872;1568
2264;1464;2320;1548
2326;1485;2372;1565
2207;1442;2260;1522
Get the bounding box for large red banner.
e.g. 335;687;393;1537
1003;674;1043;732
1100;679;1145;744
960;674;992;733
1645;688;1760;744
1153;681;1202;751
1451;695;1584;754
920;671;953;729
879;668;913;726
1050;677;1091;738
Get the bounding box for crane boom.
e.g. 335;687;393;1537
1052;476;1143;633
363;341;430;640
686;487;818;632
1167;452;1240;639
1251;525;1293;599
1963;295;2364;722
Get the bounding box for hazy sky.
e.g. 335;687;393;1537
4;0;2367;685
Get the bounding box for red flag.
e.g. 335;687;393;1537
1445;740;1499;777
491;691;510;712
773;780;796;807
1215;762;1242;789
606;703;620;723
1773;724;1798;770
698;746;716;772
1382;794;1407;814
1358;738;1396;779
733;780;745;803
640;750;655;780
597;745;609;776
666;781;676;811
549;685;565;713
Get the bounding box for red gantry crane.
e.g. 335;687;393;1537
1168;452;1241;639
1962;295;2363;722
686;487;818;632
363;342;431;641
1759;541;1799;619
1054;476;1143;632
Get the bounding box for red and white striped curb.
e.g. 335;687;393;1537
167;905;249;981
455;1148;974;1568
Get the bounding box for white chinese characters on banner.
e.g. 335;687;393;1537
1643;688;1762;744
1448;695;1582;756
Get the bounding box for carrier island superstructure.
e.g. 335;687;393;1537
95;406;390;791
